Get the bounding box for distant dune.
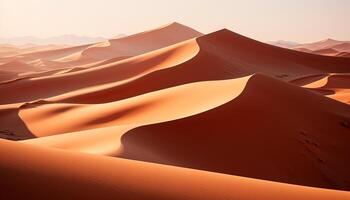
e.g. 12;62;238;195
0;35;107;45
0;23;202;83
270;38;350;57
268;40;300;48
294;39;347;51
1;22;350;199
291;39;350;57
337;52;350;57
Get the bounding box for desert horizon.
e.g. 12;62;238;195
1;1;350;199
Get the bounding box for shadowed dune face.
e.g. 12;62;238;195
119;74;350;190
1;29;349;105
0;106;34;139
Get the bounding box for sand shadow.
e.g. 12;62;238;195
118;74;350;191
0;106;35;140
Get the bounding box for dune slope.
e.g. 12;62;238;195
17;76;249;137
1;29;349;105
1;139;350;200
118;74;350;190
0;23;202;83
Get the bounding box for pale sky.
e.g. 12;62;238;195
0;0;349;42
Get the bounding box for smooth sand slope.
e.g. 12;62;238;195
21;76;250;154
1;139;350;200
118;74;350;190
18;76;249;137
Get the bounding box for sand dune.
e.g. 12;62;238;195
294;38;349;51
312;48;340;56
0;38;199;104
1;23;350;199
292;39;350;57
330;43;350;52
11;22;201;67
78;22;202;61
337;52;350;58
0;29;349;105
299;73;350;104
22;126;131;155
0;43;69;58
293;47;313;53
0;60;39;73
0;23;202;82
17;76;249;137
118;74;350;190
2;139;350;200
21;74;350;190
0;70;17;83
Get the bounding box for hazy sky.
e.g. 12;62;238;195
0;0;349;42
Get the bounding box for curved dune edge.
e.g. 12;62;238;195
0;22;202;83
52;40;112;63
22;125;132;155
0;38;198;87
19;75;251;137
116;74;350;190
45;38;201;103
1;139;350;200
0;38;200;104
12;23;201;67
301;73;350;104
22;74;350;190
